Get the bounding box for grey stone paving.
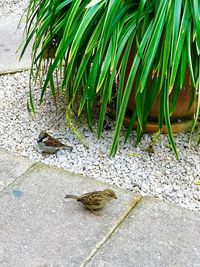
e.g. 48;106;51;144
0;148;199;267
0;15;31;74
88;197;200;267
0;149;139;267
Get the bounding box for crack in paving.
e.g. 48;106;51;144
81;194;143;267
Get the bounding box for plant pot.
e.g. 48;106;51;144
123;116;198;134
124;45;198;133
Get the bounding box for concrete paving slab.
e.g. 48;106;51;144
0;162;139;267
0;15;32;73
87;197;200;267
0;148;34;191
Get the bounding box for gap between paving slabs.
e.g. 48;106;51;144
0;162;37;198
0;149;142;266
87;197;200;267
81;195;142;267
0;68;30;76
0;148;35;192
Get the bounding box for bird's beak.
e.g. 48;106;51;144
114;195;117;199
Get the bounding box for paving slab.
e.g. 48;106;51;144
0;160;139;267
0;15;32;74
0;148;34;191
88;197;200;267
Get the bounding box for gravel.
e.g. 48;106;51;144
0;0;199;212
0;0;28;17
0;71;200;211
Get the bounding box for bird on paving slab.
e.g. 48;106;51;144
65;189;117;215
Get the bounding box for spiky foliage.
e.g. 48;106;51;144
22;0;200;158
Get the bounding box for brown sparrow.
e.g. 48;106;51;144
65;189;117;215
37;131;73;154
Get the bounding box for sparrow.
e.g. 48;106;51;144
65;189;117;215
37;131;73;154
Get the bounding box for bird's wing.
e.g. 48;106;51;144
43;135;66;147
78;192;102;205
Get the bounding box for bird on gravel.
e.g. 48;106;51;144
65;189;117;215
37;131;73;154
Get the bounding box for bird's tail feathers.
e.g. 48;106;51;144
65;194;79;199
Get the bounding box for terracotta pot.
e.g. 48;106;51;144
123;117;198;134
124;44;198;132
127;70;196;121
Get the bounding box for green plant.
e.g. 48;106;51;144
22;0;200;158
